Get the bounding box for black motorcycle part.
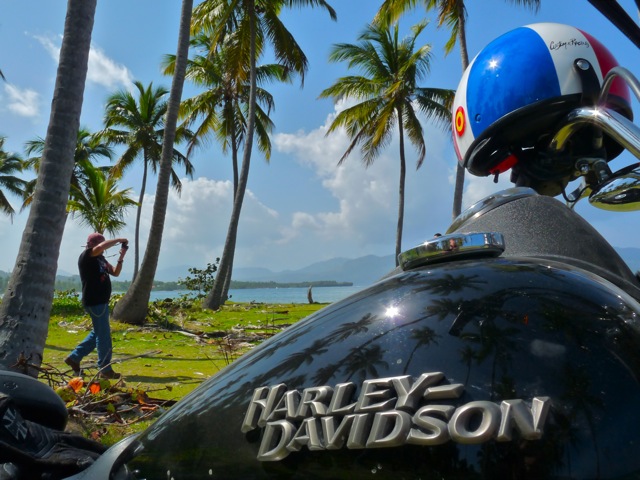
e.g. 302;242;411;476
0;394;106;479
0;370;68;431
99;257;640;479
447;189;640;299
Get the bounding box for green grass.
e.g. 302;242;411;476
41;294;326;444
44;294;325;401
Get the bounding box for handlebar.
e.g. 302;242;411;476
543;66;640;209
549;106;640;159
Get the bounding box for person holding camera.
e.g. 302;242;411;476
65;233;128;379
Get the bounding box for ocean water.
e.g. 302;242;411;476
148;285;367;304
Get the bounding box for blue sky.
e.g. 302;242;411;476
0;0;639;281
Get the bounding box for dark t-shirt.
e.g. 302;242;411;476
78;249;112;306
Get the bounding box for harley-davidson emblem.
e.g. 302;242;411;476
241;372;550;461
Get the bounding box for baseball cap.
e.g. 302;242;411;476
86;233;105;247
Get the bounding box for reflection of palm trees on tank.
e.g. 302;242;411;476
420;272;485;296
492;374;517;401
312;364;342;386
309;311;439;383
257;265;619;400
459;344;477;386
446;283;612;476
343;345;390;382
325;314;376;342
561;364;604;477
472;319;519;401
403;326;438;374
258;308;424;385
266;270;610;391
271;339;329;376
449;292;520;402
245;308;345;360
427;298;462;321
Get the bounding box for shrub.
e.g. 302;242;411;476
51;290;84;316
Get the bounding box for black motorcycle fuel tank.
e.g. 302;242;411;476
109;253;640;479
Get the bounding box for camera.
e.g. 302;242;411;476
122;242;129;250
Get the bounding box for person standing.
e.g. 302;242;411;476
65;233;128;379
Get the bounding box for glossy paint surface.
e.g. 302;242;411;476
119;258;640;479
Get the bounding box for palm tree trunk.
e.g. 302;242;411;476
451;160;465;219
231;127;240;197
457;5;470;71
221;238;236;300
133;155;149;280
203;0;258;311
451;1;470;220
111;0;193;324
0;0;96;375
396;112;406;267
221;133;240;299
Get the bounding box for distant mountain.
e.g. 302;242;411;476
233;255;396;286
151;255;395;286
153;265;281;283
231;267;279;282
2;246;639;287
204;246;640;286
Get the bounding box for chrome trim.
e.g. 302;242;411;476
589;162;640;211
548;106;640;160
551;67;640;160
447;187;537;233
398;232;505;271
599;66;640;105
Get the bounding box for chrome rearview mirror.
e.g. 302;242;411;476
589;163;640;211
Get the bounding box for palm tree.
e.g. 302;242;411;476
99;81;195;279
67;160;137;235
162;32;290;303
0;0;97;376
376;0;540;220
21;127;113;210
163;33;288;188
0;137;27;220
192;0;337;311
111;0;194;325
319;21;454;266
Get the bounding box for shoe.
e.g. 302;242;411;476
99;369;121;380
64;357;81;376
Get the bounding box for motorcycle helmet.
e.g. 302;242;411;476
452;23;632;193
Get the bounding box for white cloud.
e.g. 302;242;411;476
134;178;284;276
34;34;133;91
34;34;60;62
87;45;134;90
0;99;518;281
272;100;464;260
2;176;287;279
3;84;40;118
460;172;515;210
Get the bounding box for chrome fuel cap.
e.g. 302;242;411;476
398;232;505;270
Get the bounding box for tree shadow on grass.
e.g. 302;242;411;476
124;374;206;385
137;355;219;362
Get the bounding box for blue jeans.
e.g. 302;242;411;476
68;303;114;372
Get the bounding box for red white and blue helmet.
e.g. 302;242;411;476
452;23;632;179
